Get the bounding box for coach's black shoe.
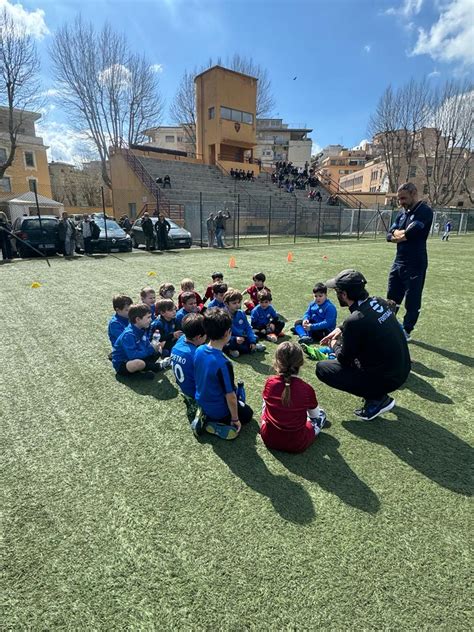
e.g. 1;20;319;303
298;336;313;345
354;396;395;421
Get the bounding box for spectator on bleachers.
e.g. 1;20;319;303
163;175;171;189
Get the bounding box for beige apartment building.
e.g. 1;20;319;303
0;107;52;198
254;118;312;168
315;148;371;187
142;126;194;154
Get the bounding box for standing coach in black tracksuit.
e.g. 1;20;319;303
316;269;411;421
386;182;433;341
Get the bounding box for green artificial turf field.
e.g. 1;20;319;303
1;237;473;630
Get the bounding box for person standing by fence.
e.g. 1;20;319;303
207;213;216;248
155;213;171;250
0;211;13;261
58;211;77;257
215;210;231;248
141;212;155;251
386;182;433;342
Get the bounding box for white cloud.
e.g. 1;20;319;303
311;142;322;156
37;120;97;164
150;64;164;74
385;0;423;17
98;64;132;90
0;0;49;39
428;69;441;77
363;44;371;53
40;88;62;98
352;139;370;150
411;0;474;66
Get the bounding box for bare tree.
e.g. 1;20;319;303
0;8;41;179
418;81;473;206
49;17;164;188
170;55;275;154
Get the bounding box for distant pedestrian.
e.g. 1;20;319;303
58;211;77;257
441;220;452;241
141;212;155;251
80;214;94;256
215;210;231;248
206;213;216;248
155;213;171;250
0;211;13;261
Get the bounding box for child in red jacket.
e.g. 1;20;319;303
243;272;270;313
260;342;329;453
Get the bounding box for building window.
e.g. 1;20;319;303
242;112;253;124
177;136;183;143
208;107;215;120
408;166;417;178
128;202;137;218
165;135;174;143
220;106;231;120
24;151;35;168
423;184;428;194
0;176;11;192
28;178;37;192
220;106;253;125
0;147;7;163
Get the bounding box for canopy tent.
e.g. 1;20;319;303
0;192;64;223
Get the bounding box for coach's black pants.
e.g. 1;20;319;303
316;360;407;401
387;263;426;333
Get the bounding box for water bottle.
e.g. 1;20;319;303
152;330;161;344
236;381;246;403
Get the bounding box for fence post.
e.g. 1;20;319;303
357;203;361;240
268;196;272;246
294;198;297;244
375;204;379;239
237;194;240;248
199;191;203;248
232;204;236;248
338;203;342;241
318;200;321;243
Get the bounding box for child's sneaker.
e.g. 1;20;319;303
255;342;266;352
228;349;240;359
266;333;278;343
160;356;172;369
298;335;313;345
205;421;239;440
316;408;331;429
190;409;206;437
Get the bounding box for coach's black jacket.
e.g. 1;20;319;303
335;296;411;386
387;201;433;269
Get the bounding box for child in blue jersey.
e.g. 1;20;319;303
194;308;254;440
108;294;133;347
223;288;266;358
112;304;166;379
140;286;157;320
207;282;228;309
292;282;337;344
150;299;183;356
251;289;285;343
171;313;207;422
175;292;199;329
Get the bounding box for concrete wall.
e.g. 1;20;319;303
288;140;312;167
109;152;152;219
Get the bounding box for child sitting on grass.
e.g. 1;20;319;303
203;271;224;304
243;272;271;313
108;294;133;347
194;308;253;440
170;313;207;424
260;342;329;453
223;288;266;358
159;282;175;303
207;282;228;309
292;282;337;344
150;299;182;356
176;292;199;329
250;289;285;343
140;286;157;319
178;278;203;310
112;304;167;379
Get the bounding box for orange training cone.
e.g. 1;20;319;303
287;252;293;262
229;256;236;269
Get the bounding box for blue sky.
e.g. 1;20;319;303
3;0;473;161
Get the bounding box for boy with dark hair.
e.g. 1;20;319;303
176;292;198;329
292;282;337;344
108;294;133;346
171;313;207;426
207;282;228;308
243;272;271;313
203;271;224;303
251;290;285;343
194;308;254;440
151;299;182;356
112;304;167;379
140;286;157;319
223;289;265;358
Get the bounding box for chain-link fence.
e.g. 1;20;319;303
182;194;474;248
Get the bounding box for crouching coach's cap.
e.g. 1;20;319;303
326;269;367;290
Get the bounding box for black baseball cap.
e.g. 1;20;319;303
326;269;367;290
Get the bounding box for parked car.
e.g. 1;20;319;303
76;216;132;253
130;217;192;249
12;215;60;257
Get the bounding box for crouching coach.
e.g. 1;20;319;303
315;269;411;421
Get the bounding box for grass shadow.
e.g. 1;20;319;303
412;340;474;369
272;433;380;514
400;372;453;404
115;371;178;401
236;352;273;376
342;406;473;496
209;422;316;525
410;360;444;379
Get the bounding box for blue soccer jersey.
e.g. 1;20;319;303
108;313;129;346
208;298;225;309
194;345;235;419
250;304;278;329
171;336;199;398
